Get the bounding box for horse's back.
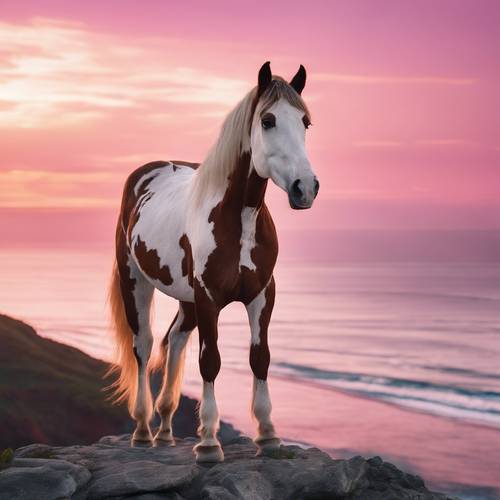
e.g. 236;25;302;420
119;160;198;302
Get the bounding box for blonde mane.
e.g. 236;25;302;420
191;77;311;205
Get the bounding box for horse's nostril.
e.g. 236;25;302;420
314;178;320;197
292;179;303;199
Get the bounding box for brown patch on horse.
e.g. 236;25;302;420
179;301;197;331
114;163;168;336
194;279;221;382
179;234;193;287
249;278;275;380
120;161;167;231
134;236;173;286
245;169;268;209
161;311;179;351
115;223;139;335
171;160;200;172
201;152;252;306
241;205;278;302
158;301;197;366
200;151;278;307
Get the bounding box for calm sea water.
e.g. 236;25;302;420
1;247;499;496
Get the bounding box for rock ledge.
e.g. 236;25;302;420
0;434;454;499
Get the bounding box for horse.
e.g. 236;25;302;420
108;61;319;463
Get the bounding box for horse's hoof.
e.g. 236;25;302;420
194;444;224;463
255;437;281;457
153;430;176;447
131;428;153;447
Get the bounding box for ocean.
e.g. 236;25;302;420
1;247;499;498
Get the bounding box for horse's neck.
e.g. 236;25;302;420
221;151;268;211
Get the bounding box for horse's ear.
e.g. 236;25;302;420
257;61;272;97
290;64;306;95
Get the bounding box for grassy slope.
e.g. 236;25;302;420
0;314;203;449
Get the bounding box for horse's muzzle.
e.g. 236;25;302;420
288;177;320;210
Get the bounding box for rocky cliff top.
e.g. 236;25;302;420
0;434;454;500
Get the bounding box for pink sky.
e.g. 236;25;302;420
1;1;499;245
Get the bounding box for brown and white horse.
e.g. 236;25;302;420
109;62;319;462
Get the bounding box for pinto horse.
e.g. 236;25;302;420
109;62;319;462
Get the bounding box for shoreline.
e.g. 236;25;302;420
269;370;500;434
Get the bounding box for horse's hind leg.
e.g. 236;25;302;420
245;277;281;456
118;254;155;444
154;301;197;445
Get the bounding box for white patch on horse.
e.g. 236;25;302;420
252;377;276;441
130;166;195;302
253;378;272;419
251;98;316;199
127;254;153;342
246;286;267;345
240;206;258;271
187;180;228;301
198;381;220;447
134;166;167;196
126;253;154;426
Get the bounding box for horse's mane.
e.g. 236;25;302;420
191;77;310;205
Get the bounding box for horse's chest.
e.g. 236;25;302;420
197;206;277;305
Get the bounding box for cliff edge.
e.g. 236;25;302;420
0;434;454;500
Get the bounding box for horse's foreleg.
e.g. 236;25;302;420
245;277;281;455
154;301;196;445
193;281;224;463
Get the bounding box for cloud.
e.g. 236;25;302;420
0;169;121;208
0;169;118;183
89;153;173;167
313;73;477;86
353;140;403;148
353;139;484;150
414;139;478;147
0;18;249;128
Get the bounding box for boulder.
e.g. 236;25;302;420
0;434;455;500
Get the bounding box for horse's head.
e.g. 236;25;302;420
250;62;319;210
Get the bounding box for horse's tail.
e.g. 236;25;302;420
106;259;137;413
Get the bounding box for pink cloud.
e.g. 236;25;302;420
0;18;252;129
0;8;498;230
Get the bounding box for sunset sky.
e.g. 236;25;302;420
1;1;499;248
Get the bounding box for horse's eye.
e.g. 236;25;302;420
261;113;276;130
302;116;311;130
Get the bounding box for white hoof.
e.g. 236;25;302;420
194;444;224;463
